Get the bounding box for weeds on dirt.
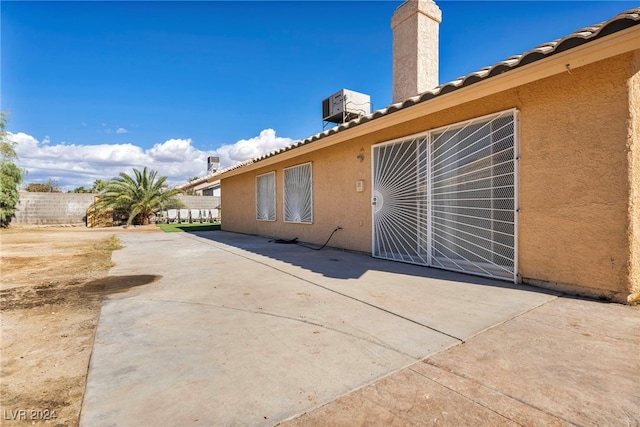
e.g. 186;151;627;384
94;234;123;251
1;235;123;310
86;235;122;271
0;228;154;427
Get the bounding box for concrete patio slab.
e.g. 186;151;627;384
81;231;558;426
284;297;640;426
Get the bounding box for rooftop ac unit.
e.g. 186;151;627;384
207;156;220;174
322;89;371;124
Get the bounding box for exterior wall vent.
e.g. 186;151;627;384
322;89;371;128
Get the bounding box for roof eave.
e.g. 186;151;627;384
215;24;640;181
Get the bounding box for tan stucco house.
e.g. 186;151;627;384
210;1;640;303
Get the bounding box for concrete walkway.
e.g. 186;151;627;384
80;231;639;426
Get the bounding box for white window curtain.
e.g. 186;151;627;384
256;172;276;221
284;163;313;224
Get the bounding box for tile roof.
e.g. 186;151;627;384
213;7;640;178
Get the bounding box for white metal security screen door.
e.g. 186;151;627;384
372;136;429;264
372;110;517;281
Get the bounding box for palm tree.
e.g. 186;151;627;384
96;167;183;225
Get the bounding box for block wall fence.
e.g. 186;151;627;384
12;192;220;226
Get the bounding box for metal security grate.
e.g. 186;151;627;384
256;171;276;221
372;110;517;281
284;162;313;224
430;111;516;280
372;137;428;264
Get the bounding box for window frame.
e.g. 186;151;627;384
255;171;276;221
283;162;313;224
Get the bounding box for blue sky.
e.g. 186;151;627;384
2;1;637;190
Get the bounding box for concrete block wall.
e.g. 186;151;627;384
13;191;98;225
13;192;221;226
176;195;220;210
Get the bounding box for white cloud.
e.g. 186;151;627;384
213;129;293;169
116;127;128;134
42;136;50;144
7;129;294;191
148;138;200;162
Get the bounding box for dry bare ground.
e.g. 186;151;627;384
0;225;160;427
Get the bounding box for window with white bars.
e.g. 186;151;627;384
256;172;276;221
283;163;313;224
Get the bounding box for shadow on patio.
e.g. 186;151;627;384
186;229;559;298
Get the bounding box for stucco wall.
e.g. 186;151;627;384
627;49;640;303
516;53;633;301
222;138;372;252
222;52;638;301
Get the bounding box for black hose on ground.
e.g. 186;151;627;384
270;226;342;251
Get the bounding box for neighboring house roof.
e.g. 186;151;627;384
179;177;219;191
212;7;640;180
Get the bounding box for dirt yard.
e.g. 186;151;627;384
0;225;160;427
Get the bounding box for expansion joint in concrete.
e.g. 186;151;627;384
415;360;581;427
180;233;466;343
122;297;418;359
408;365;523;426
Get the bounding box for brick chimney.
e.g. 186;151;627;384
391;0;442;103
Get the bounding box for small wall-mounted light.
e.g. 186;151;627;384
356;148;365;163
